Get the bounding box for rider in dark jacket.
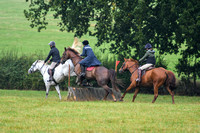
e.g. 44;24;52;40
44;41;61;81
79;40;101;78
136;43;156;83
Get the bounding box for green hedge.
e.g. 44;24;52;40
0;51;71;91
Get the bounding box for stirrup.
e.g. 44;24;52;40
48;78;53;82
136;78;140;82
80;72;86;77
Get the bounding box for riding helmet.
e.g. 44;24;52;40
49;41;55;46
145;43;152;49
82;40;89;45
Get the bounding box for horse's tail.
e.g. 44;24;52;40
167;71;176;91
108;69;124;92
159;67;176;91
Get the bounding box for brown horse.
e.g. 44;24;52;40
61;47;122;101
119;58;176;104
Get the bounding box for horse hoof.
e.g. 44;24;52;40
101;98;106;101
119;99;123;102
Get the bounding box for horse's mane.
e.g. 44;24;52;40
71;37;82;53
129;58;139;63
67;47;80;56
38;60;44;63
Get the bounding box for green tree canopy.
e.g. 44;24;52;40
24;0;183;58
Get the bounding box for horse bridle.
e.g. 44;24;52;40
30;60;47;75
62;51;82;67
121;62;139;75
29;60;38;73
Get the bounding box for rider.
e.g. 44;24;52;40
136;43;156;83
44;41;61;81
79;40;101;79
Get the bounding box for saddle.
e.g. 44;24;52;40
141;65;155;77
86;66;95;71
48;68;55;76
47;63;60;84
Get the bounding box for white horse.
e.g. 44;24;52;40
28;59;76;100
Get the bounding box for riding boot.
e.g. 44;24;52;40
80;65;86;78
48;69;53;82
136;69;142;83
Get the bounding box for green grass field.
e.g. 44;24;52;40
0;89;199;132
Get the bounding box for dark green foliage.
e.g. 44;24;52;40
0;51;71;90
0;51;43;90
24;0;182;57
175;0;200;88
155;55;168;69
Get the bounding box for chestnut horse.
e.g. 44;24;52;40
61;47;122;101
119;58;176;104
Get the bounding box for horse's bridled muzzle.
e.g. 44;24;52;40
61;60;66;64
119;69;124;74
28;69;32;74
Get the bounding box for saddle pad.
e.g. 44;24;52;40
86;67;95;71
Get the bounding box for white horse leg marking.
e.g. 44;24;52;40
45;85;50;99
55;85;61;100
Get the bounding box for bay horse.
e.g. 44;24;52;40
119;58;176;104
61;47;121;102
28;59;76;100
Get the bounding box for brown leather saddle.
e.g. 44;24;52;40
141;65;155;77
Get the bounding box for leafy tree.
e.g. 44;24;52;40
175;0;200;89
24;0;181;58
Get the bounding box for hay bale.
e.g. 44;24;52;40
67;87;121;101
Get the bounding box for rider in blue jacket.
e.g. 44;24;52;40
79;40;101;78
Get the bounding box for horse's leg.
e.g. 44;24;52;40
45;85;50;99
103;90;109;101
55;85;62;100
152;81;163;103
102;85;116;102
152;85;158;103
166;85;175;104
132;87;139;102
120;82;135;101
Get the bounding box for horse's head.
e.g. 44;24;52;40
119;58;138;73
28;60;39;74
61;47;81;64
61;47;70;64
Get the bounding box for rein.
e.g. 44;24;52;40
63;50;82;67
40;63;45;71
41;65;48;75
130;67;138;75
70;56;82;67
126;63;139;75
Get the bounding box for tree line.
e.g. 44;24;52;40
24;0;200;89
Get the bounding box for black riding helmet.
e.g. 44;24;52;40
82;40;89;45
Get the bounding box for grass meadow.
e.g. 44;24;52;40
0;89;200;132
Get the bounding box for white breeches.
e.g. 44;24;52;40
50;62;57;69
139;64;153;70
